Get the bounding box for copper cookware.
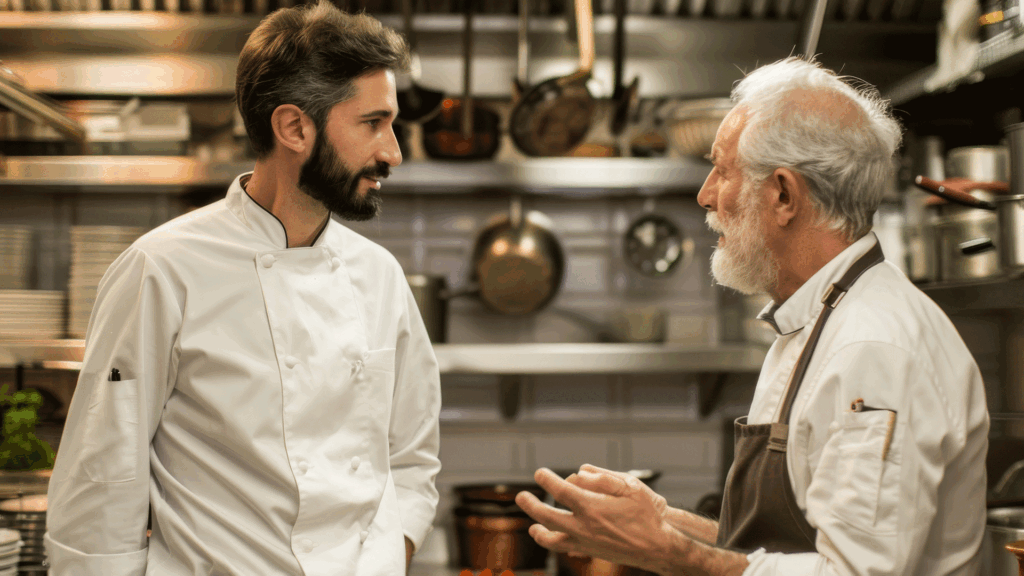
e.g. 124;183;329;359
452;483;549;572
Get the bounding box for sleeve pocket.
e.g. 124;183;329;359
81;379;140;483
831;409;901;533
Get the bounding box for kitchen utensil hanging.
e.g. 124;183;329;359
415;196;565;317
623;196;694;276
468;195;566;315
420;0;501;160
509;0;596;156
396;0;445;123
511;0;532;101
610;0;640;137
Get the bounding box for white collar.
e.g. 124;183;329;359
757;232;881;335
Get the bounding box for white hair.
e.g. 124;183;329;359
731;57;903;241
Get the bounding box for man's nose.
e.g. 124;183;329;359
696;173;716;211
381;126;403;167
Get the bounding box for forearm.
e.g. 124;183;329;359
652;527;749;576
664;506;720;546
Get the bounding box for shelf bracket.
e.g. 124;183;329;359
697;372;729;418
498;374;522;421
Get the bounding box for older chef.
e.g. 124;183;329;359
45;3;440;575
516;57;989;576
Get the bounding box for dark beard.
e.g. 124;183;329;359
297;129;389;222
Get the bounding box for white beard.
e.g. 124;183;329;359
707;180;779;295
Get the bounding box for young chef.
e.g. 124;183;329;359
516;57;989;576
45;3;441;575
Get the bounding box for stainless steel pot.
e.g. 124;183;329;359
933;210;1001;281
914;175;1016;280
405;273;448;343
985;507;1024;576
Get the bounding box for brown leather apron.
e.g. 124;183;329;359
715;240;885;553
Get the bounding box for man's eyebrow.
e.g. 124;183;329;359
359;109;393;119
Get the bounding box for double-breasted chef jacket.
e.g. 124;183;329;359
46;173;442;576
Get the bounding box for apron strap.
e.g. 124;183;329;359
774;240;885;426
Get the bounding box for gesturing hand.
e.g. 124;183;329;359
514;465;673;573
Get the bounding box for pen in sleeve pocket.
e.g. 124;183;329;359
109;368;120;382
851;398;898;461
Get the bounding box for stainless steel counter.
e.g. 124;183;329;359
0;339;768;374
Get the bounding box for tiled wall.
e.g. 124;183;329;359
342;193;721;344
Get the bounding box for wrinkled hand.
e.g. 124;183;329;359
514;465;673;572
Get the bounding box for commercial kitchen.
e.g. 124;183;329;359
0;0;1022;573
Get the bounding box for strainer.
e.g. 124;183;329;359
660;98;734;158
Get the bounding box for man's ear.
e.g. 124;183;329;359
767;167;805;227
269;104;315;156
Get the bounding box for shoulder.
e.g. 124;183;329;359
829;261;963;357
130;199;232;259
324;218;405;275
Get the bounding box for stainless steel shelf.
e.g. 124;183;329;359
0;156;711;193
438;343;766;374
916;270;1024;312
884;30;1024;106
0;339;768;374
0;13;934;98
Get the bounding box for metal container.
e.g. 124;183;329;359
405;273;448;343
934;210;1001;281
905;135;943;282
984;507;1024;576
451;483;549;571
1005;124;1024;272
944;145;1010;212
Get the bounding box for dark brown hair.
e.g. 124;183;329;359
235;0;410;159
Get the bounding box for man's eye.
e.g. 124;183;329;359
367;119;381;129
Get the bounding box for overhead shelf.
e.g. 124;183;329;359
917;269;1024;312
0;13;934;98
0;156;712;193
884;30;1024;106
0;339;767;374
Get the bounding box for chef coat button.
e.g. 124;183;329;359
331;257;341;270
359;530;369;543
350;456;361;470
261;254;276;268
285;356;298;369
301;538;314;553
296;460;308;474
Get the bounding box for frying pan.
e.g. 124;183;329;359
420;0;502;160
467;196;566;316
623;196;694;277
610;0;640;137
396;0;444;123
509;0;596;156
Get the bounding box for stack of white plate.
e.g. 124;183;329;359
0;291;64;340
0;496;43;574
0;528;21;576
68;226;145;339
0;227;32;290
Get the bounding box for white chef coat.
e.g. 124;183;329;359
45;173;442;576
739;233;989;576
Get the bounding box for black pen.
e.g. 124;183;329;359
109;368;120;382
